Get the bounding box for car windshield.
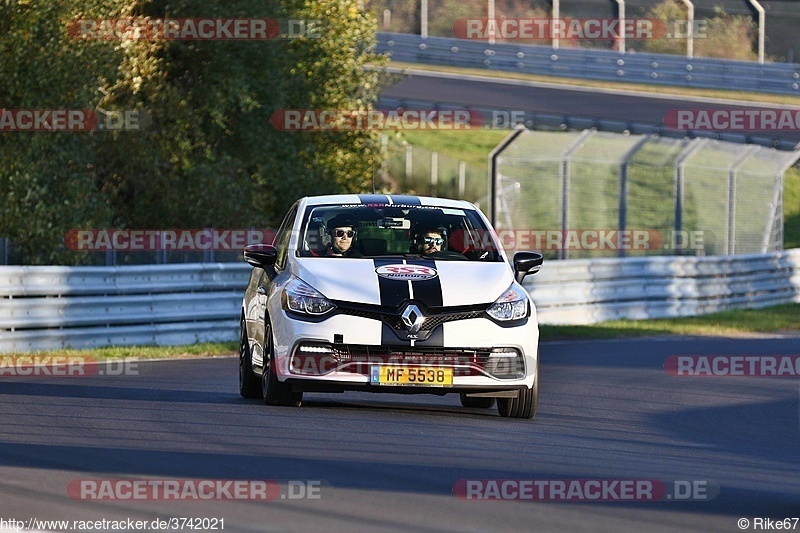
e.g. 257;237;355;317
297;203;502;261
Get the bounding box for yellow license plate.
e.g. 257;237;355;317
370;366;453;387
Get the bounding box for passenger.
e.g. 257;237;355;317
416;227;447;255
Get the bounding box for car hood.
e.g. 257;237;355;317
292;257;515;307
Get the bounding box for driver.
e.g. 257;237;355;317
325;214;360;257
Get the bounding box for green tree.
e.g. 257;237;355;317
0;0;122;264
637;1;757;61
694;7;757;61
0;0;387;264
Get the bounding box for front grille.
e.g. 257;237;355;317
337;345;491;364
420;311;484;330
333;302;487;332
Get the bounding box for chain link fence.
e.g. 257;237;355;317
490;128;800;259
380;134;486;202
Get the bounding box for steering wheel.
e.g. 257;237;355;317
425;250;468;260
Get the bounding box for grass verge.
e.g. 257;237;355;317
398;129;509;169
0;342;238;361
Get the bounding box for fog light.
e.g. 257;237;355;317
291;344;339;375
298;345;335;354
484;349;524;379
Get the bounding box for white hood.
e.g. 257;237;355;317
292;257;514;307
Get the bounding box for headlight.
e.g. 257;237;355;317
486;284;529;321
283;277;335;316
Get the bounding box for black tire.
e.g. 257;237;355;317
459;393;496;409
262;318;303;407
497;359;539;419
239;319;261;399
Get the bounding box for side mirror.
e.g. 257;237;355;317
244;244;278;270
513;251;543;283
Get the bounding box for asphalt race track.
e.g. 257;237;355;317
1;336;798;532
379;70;800;147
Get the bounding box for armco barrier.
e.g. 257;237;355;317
377;32;800;96
0;251;799;352
0;263;251;353
526;249;800;324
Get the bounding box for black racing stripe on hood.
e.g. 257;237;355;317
358;194;390;204
374;257;411;347
379;323;444;347
373;258;410;309
405;258;443;307
412;325;443;347
381;323;408;346
388;195;421;205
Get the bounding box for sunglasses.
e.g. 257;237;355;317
334;229;355;238
423;237;444;246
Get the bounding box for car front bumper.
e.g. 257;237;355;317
270;309;539;391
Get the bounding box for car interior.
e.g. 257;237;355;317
298;205;501;261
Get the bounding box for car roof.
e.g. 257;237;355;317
300;194;477;210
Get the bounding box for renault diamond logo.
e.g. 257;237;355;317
401;304;425;334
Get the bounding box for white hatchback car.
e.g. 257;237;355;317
239;194;543;418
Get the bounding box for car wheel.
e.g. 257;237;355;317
497;360;538;419
262;318;303;407
239;319;262;399
459;393;496;409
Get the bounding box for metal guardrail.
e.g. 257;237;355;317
377;32;800;96
0;263;247;296
0;263;251;353
1;251;799;352
526;249;800;324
